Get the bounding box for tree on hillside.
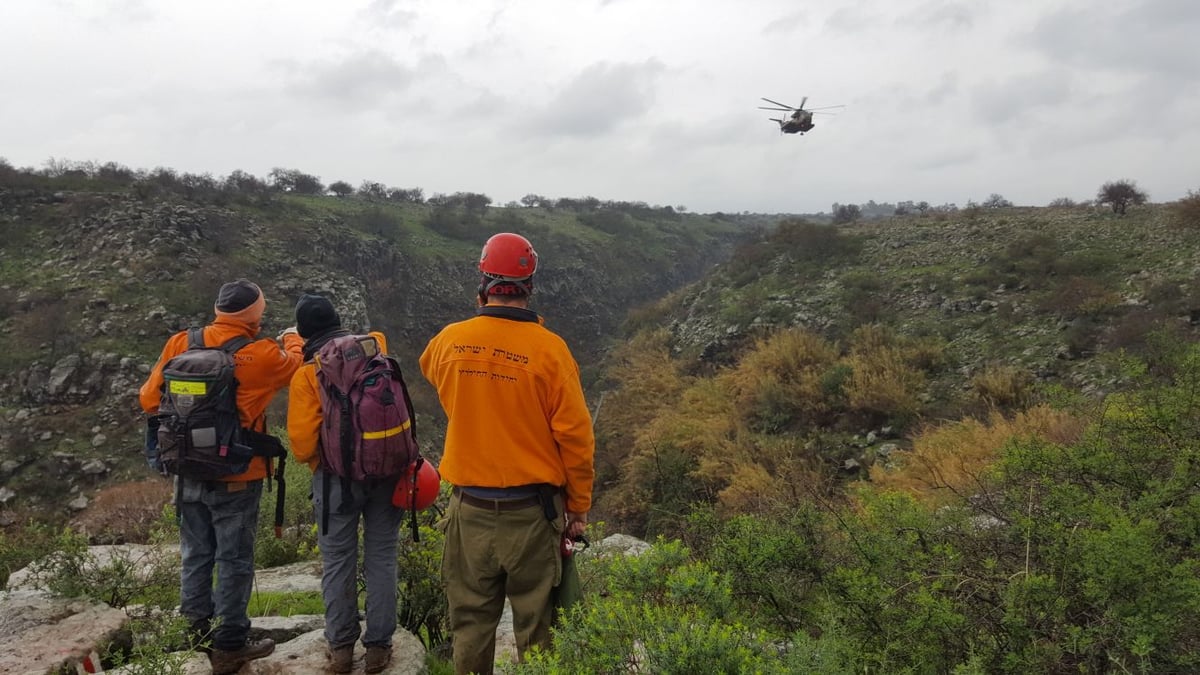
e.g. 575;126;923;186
1097;179;1148;215
358;180;388;200
223;169;268;195
328;180;354;197
1048;197;1078;208
832;203;861;224
388;187;424;203
983;193;1013;208
268;167;324;195
520;193;548;208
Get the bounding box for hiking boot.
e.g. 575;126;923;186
327;644;354;673
365;644;392;674
209;638;276;675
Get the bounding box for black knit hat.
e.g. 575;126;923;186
215;279;262;312
295;293;341;339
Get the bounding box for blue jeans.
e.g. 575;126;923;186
178;477;262;651
313;469;404;649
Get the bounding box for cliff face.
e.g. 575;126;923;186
0;187;744;519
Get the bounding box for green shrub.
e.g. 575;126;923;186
513;540;790;674
0;521;62;588
254;446;321;568
103;614;197;675
19;527;179;609
1171;189;1200;228
397;521;450;650
686;508;827;633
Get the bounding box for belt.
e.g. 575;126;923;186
195;479;260;492
453;487;542;511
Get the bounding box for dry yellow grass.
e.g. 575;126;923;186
69;478;173;544
869;405;1085;505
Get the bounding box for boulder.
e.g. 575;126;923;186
6;543;181;591
0;589;129;675
245;625;425;674
247;614;326;645
251;560;322;594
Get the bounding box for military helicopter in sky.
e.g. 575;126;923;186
759;96;844;135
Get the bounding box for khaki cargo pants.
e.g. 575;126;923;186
441;490;563;675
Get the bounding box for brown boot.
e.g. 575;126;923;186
365;644;392;674
209;638;276;675
327;644;354;674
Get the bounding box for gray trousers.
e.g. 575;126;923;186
313;469;405;649
178;477;262;651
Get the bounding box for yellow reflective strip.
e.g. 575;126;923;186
168;380;207;395
361;419;411;440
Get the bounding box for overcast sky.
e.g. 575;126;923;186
2;0;1197;213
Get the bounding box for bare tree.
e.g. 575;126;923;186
1096;179;1148;215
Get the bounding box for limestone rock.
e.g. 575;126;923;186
247;614;326;645
251;559;322;594
7;543;181;591
245;625;425;674
0;589;130;675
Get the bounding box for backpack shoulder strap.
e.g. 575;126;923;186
386;355;419;444
218;335;254;355
187;327;205;350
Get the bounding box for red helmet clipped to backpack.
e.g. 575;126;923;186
392;457;441;511
479;232;538;281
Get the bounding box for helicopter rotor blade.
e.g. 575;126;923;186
758;106;793;111
806;105;846;111
760;97;796;110
798;96;808;111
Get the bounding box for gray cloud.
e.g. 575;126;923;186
825;4;881;33
970;70;1075;126
1027;0;1200;79
926;71;959;105
359;0;418;29
284;50;416;110
522;60;665;138
762;11;807;35
897;1;977;31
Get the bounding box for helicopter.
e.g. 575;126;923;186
759;96;844;135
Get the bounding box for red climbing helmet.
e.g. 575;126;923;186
479;232;538;281
392;457;441;511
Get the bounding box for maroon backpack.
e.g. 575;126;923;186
316;336;419;530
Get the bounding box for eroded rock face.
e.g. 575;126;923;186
0;589;130;675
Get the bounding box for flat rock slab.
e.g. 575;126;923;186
6;543;180;591
251;560;323;594
0;589;129;675
245;625;426;675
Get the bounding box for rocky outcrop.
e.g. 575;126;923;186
244;625;425;674
3;534;652;674
0;589;130;675
0;190;738;518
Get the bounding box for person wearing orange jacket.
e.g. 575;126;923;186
420;233;595;675
285;294;401;675
139;279;303;675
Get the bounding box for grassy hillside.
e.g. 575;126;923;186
594;203;1200;535
0;167;747;521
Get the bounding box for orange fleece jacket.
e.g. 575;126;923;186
286;332;389;472
419;308;595;513
139;317;304;481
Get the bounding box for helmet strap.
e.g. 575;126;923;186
479;276;533;302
